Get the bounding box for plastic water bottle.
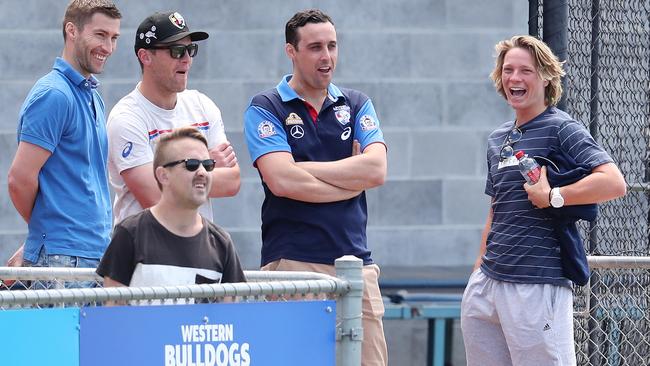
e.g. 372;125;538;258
515;150;541;185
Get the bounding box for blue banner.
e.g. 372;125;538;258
0;307;79;366
80;300;336;366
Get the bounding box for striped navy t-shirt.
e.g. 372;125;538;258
481;106;613;286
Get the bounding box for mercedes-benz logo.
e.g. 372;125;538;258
290;125;304;139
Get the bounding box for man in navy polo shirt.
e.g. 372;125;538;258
6;0;121;288
244;9;388;366
461;35;626;365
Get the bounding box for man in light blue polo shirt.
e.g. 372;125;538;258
6;0;121;288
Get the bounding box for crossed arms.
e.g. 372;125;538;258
255;142;387;203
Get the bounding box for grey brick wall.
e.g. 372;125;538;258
0;0;527;270
0;1;528;364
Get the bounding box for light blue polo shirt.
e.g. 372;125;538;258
17;57;112;262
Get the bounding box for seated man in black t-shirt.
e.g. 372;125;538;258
97;127;245;294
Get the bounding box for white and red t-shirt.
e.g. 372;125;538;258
107;84;227;224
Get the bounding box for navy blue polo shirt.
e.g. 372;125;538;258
244;75;385;266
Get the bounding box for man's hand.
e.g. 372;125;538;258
523;166;551;208
207;141;241;197
7;245;24;267
352;139;361;156
210;141;237;168
2;245;24;287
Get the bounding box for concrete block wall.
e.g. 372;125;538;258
0;0;527;270
0;1;529;364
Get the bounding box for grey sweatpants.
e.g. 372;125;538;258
460;269;576;366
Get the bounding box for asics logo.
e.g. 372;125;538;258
122;142;133;158
340;127;351;140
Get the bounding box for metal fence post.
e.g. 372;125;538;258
335;255;363;366
542;0;569;111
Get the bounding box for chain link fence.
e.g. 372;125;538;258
564;0;650;257
3;257;650;365
573;257;650;366
532;3;650;364
535;0;650;255
0;257;365;366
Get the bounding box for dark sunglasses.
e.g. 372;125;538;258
499;126;523;160
152;43;199;59
162;158;215;172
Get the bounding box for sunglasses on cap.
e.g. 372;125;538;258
151;43;199;59
499;126;523;161
162;158;216;172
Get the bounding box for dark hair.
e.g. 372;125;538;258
285;9;333;49
153;127;209;190
62;0;121;41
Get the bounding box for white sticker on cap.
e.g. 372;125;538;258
169;12;186;29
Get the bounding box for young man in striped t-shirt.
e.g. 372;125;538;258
461;35;626;366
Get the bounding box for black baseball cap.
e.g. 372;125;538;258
134;11;209;54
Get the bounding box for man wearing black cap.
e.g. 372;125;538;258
107;11;240;225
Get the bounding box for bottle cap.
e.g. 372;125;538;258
515;150;524;159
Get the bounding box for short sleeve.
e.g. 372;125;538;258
96;224;137;286
558;120;613;169
208;225;246;283
18;88;70;152
243;104;291;165
107;109;153;173
353;99;385;150
221;234;246;283
197;92;227;148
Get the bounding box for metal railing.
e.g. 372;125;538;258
0;255;364;366
575;256;650;366
378;257;650;366
0;267;340;291
3;256;649;365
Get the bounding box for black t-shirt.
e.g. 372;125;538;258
97;209;245;287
